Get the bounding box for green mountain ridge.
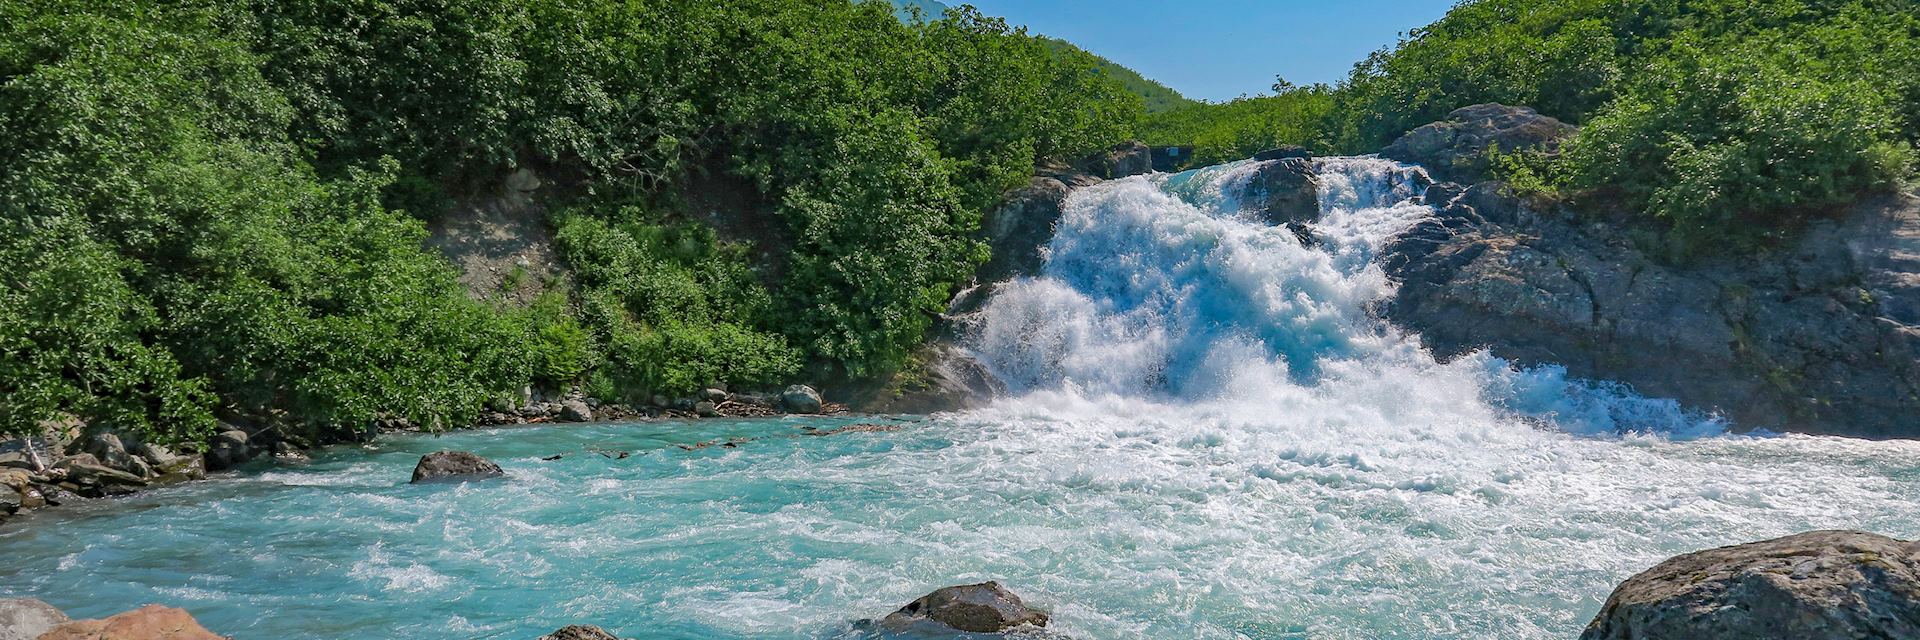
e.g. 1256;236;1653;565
886;0;1194;113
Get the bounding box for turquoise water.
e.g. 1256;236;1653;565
3;414;1918;639
7;157;1918;638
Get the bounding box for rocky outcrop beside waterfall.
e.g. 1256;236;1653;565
1380;116;1920;437
1582;530;1920;639
1381;103;1575;183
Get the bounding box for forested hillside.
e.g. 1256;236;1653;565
1039;38;1196;113
1146;0;1919;251
0;0;1141;445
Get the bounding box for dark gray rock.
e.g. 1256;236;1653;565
1244;158;1319;226
538;625;618;640
781;385;824;414
701;388;728;403
409;451;504;484
0;469;26;521
54;454;147;497
1253;145;1313;162
78;433;140;475
150;455;206;485
1381;103;1575;183
979;171;1097;283
882;581;1050;633
1582;530;1920;640
693;401;718;417
0;597;70;640
1382;186;1920;437
559;400;593;423
1150;145;1193;172
204;428;252;471
852;343;1004;414
1078;141;1152;179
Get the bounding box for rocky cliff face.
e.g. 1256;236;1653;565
1379;105;1920;437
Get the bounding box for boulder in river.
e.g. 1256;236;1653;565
1582;530;1920;640
559;400;593;423
781;385;824;414
0;597;70;640
203;428;252;471
35;604;223;640
1244;157;1319;226
538;625;619;640
882;581;1050;633
409;451;504;484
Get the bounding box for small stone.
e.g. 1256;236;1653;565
410;451;504;484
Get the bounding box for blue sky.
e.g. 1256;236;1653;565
962;1;1457;102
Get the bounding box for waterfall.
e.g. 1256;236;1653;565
965;156;1724;437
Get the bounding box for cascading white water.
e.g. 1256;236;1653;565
967;156;1720;436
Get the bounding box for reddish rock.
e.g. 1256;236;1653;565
36;605;225;640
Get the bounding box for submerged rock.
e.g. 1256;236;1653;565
781;385;824;414
882;581;1050;633
36;604;223;640
0;597;69;640
1582;530;1920;640
538;625;618;640
409;451;504;484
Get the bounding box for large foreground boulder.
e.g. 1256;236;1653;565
0;598;69;640
36;605;224;640
882;581;1050;633
538;625;618;640
409;451;504;484
1381;103;1574;182
1582;530;1920;639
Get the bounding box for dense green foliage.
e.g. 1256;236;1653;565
1148;0;1920;250
0;0;1138;442
1139;87;1337;166
0;3;535;444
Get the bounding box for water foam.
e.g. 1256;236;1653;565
968;156;1719;436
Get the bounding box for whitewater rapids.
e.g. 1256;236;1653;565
2;158;1916;639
